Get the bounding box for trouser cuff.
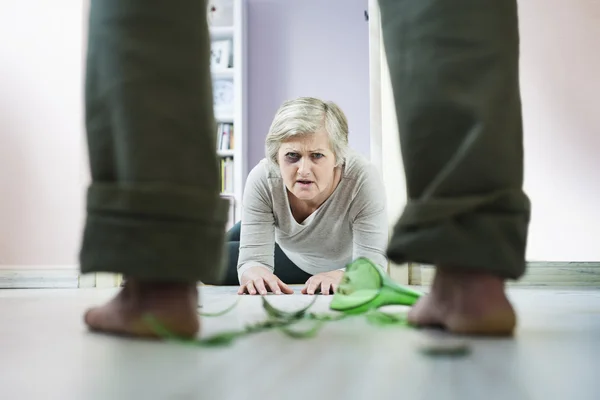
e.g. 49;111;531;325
79;183;229;283
387;189;531;280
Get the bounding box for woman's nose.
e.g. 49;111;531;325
297;158;310;176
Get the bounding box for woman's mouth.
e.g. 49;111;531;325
296;180;313;186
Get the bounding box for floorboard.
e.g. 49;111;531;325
0;286;598;400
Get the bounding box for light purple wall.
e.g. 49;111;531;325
247;0;370;171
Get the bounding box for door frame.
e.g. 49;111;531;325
368;0;412;284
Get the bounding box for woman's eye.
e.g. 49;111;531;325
285;153;299;161
311;153;324;159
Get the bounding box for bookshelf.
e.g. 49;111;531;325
209;0;247;230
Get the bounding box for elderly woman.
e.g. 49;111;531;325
222;97;388;295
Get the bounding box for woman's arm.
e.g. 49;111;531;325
237;163;277;280
350;164;389;271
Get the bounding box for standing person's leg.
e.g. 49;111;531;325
80;0;228;338
378;0;530;335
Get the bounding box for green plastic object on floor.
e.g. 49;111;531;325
144;257;424;346
329;257;423;314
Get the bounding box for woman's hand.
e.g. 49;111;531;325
238;266;294;295
301;270;345;295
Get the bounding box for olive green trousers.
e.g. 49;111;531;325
79;0;530;283
79;0;228;283
379;0;530;279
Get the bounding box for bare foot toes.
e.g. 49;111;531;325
408;268;516;337
84;280;200;339
407;296;443;328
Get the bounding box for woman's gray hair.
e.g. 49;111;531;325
265;97;349;168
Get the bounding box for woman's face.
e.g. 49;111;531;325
277;128;338;205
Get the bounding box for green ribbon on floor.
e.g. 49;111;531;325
144;257;423;346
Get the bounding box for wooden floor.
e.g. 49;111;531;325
0;285;599;400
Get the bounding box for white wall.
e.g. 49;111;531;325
519;0;600;261
247;0;370;169
0;2;87;268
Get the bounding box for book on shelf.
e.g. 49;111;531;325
220;193;236;231
216;122;234;151
220;157;234;194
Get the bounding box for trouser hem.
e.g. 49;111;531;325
387;189;531;280
79;183;229;283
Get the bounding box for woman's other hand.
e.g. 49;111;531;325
238;266;294;295
301;270;344;295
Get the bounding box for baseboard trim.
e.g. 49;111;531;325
2;262;599;289
0;269;80;289
410;262;600;287
0;266;123;289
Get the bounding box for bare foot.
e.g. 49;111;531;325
84;279;199;339
408;268;516;336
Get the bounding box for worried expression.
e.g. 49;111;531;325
277;128;339;204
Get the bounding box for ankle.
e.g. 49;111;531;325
121;279;198;310
435;267;505;287
432;267;510;309
125;279;197;294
